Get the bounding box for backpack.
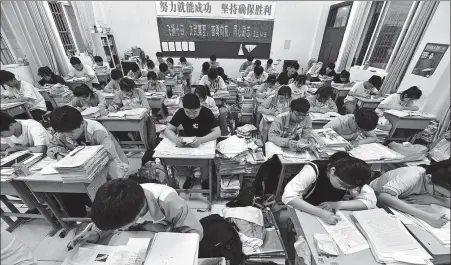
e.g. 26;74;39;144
199;214;243;265
252;155;282;196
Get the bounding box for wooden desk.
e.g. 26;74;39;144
65;78;93;89
354;96;384;110
383;111;435;142
311;119;329;129
331;86;350;102
101;92;165;110
0;102;33;119
288;207;380;265
405;223;450;264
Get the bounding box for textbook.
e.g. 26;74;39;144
144;232;199;265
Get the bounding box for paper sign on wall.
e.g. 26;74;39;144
412;43;449;78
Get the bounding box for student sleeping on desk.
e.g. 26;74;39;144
67;179;203;249
370;160;450;228
282;152;376;225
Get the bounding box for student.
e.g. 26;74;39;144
282;152;376;224
155;52;165;65
370;160;450;228
265;59;276;74
127;63;142;81
277;63;299;85
71;84;106;110
289;75;308;99
245;65;268;86
103;69;123;93
268;98;313;149
322;63;336;78
164;94;221;189
244;59;261;77
343;75;382;114
65;57;100;88
93;56;110;74
239;54;254;72
333;70;351;85
199;68;227;95
0;70;47;121
258;86;292;141
109;78;149;112
324;108;378;147
141;71;167;93
377;86;422;111
1;230;37;265
209;55;219;68
201;62;211;78
307;86;338;113
67;179;203;249
195;85;229;136
157;62;174;80
166;58;175;70
256;75;279;102
37;66;66;87
142;60;156;77
217;67;229;84
179;57;194;86
0;112;50;155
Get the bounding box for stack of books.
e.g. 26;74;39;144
171;84;184;97
173;65;182;74
374;128;389;143
227;82;238;104
219;176;240;199
163;96;181;117
51;90;73;106
53;146;109;183
241;96;254;114
310;128;350;158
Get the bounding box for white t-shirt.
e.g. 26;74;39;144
2;81;47;112
378;93;417;109
245;72;268;83
1;230;36;265
289;83;308;99
344;81;378;103
369;166;427;198
202;97;219;117
3;119;50;148
68;64;99;84
199;75;227;93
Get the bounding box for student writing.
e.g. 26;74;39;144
36;66;66;87
377;86;422;111
109;78;149;112
126;63;142;81
65;57;100;88
307;86;338;113
103;69;123;93
289;75;308;99
256;75;279;102
195;85;229;136
282;152;376;225
141;71;167;93
332;69;352;86
93;56;110;75
243;59;261;77
200;61;211;78
277;63;299;85
71;84;106;111
239;54;254;72
265;58;276;74
209;54;220;69
179;57;194;86
344;75;382;114
244;65;268;86
199;68;227;96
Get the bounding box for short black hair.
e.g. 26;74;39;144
401;86;422;100
195;85;209;100
130;63;140;72
266;75;277;85
69;57;82;65
340;70;350;79
146;60;155;69
166;58;174;65
254;60;262;67
111;69;123;80
147;71;157;80
72;84;94;98
333;157;371;188
428;159;451;191
314;86;334;98
327;63;335;70
267;59;273;65
207;68;218;80
0;111;16;132
278;85;292;97
94;56;103;62
295;75;306;85
119;78;136;92
182;93;201;109
91;179;146;231
180;57;187;63
156;52;163;57
247;54;254;62
202;62;210;73
290;98;310;113
159;63;168;73
210;55;217;61
37;66;55;77
254;66;264;76
290;62;300;70
50;105;83;133
0;70;16;84
354;109;378;131
328;151;350;165
368;75;383;89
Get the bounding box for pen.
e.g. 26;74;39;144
67;223;94;251
70;146;85;157
332;209;336;215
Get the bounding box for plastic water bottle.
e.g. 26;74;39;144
99;104;108;116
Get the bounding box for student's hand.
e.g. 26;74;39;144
321;211;342;225
404;194;437;205
174;137;185;147
350;140;359;148
67;230;99;250
108;105;116;112
288;140;298;151
318;201;341;212
189;137;202;148
121;105;133;110
425;213;449;228
4;147;18;156
141;222;170;232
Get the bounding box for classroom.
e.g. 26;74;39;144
0;1;450;264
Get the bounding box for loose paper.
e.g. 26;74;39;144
168;42;175;52
154;137;215;157
188;42;195;51
161;42;169;52
175;42;182;51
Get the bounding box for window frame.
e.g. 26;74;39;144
47;0;79;57
61;2;81;53
0;28;18;66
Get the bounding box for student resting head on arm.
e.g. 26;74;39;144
37;66;66;87
377;86;422;111
103;69;123;93
289;74;308;99
324;63;336;77
145;59;156;72
0;111;50;156
71;84;106;111
282;152;374;225
66;179;203;249
344;75;382;114
324;108;378;147
108;78;149;112
268;98;312;149
370;159;450;228
307;86;338;113
240;54;254;72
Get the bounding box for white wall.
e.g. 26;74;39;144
397;1;450;121
90;1;336;78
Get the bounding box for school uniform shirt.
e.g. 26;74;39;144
239;61;253;72
169;107;218;137
141;81;167;93
288;83;308;99
71;91;106;108
103;79;121;93
38;75;66;86
180;62;194;80
3;119;50;148
47;119;129;179
198;75;227;94
344;81;378;103
2;81;47;112
369;166;427;198
111;89;149;110
245;71;268;84
264;64;276;74
93;62;110;75
243;65;255;76
201;97;220;118
378;93;417;110
307;95;338;113
268;111;313;147
324;114;376;140
1;230;37;265
282;163;376;208
67;64;99;84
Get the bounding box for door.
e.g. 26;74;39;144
318;2;353;68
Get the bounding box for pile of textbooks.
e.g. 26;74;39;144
310;128;350;158
51;90;73;106
227;82;238;104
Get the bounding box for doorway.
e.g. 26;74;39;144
318;2;353;69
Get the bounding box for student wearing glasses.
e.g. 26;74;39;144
370;159;450;228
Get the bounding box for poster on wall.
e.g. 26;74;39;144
155;1;276;58
412;43;449;78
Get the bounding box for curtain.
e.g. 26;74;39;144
70;1;95;55
379;1;439;94
430;106;450;150
1;1;69;77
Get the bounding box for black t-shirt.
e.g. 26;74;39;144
276;71;298;85
170;107;218;137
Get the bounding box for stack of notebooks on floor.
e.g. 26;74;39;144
310;128;350;158
164;96;181;117
219;176;240;198
215;151;264;176
53;145;109;183
171;84;184;97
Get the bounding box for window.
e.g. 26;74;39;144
48;1;77;57
0;33;16;65
63;4;86;52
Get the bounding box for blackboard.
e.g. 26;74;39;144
157;17;273;58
